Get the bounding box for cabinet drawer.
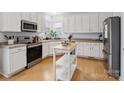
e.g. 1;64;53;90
10;47;26;54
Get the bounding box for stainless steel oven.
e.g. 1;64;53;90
21;20;37;32
27;43;42;68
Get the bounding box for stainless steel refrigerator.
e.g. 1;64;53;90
103;16;121;78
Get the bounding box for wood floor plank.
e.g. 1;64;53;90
0;57;116;81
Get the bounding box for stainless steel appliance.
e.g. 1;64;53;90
27;43;42;68
103;17;121;78
21;20;37;32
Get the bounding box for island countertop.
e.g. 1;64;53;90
53;42;78;51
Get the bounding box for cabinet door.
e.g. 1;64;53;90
21;12;30;20
68;16;75;32
49;42;61;55
75;15;82;33
30;12;37;22
42;42;49;59
10;50;26;73
90;43;100;58
2;13;21;32
76;42;83;56
112;12;121;17
83;42;90;57
37;13;45;32
99;43;104;58
82;15;90;32
89;14;98;32
63;16;69;32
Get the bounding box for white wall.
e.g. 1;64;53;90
120;13;124;80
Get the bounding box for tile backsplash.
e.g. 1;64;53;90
0;33;7;42
0;31;102;43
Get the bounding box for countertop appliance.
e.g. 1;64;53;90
21;20;37;32
103;16;121;78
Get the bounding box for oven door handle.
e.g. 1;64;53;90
28;43;42;48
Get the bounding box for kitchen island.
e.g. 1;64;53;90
53;42;77;81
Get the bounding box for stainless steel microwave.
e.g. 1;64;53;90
21;20;37;32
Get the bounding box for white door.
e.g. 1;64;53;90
10;50;26;73
89;14;98;32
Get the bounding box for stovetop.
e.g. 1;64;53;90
17;41;42;48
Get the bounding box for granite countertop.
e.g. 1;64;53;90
0;38;102;48
0;42;26;48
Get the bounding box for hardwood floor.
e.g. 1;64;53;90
0;57;117;81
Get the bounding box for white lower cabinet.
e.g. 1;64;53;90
49;42;61;55
42;42;49;59
10;48;26;73
83;42;91;57
0;12;21;32
99;43;104;58
76;42;104;59
76;42;83;56
42;41;104;60
90;43;100;58
42;41;62;59
0;46;26;78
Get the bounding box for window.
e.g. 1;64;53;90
52;16;63;33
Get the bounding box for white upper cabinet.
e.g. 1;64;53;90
82;15;90;32
89;14;99;32
68;15;75;32
0;12;21;32
21;12;30;21
112;12;121;17
99;12;113;32
75;15;82;32
21;12;37;22
30;12;37;22
37;13;45;32
63;16;69;32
